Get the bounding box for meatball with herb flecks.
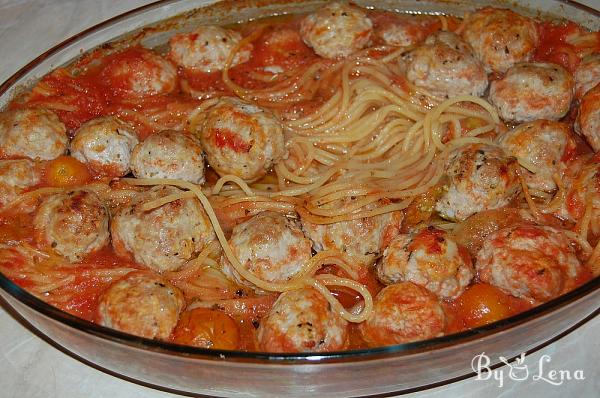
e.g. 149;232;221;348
70;116;138;177
574;53;600;99
101;48;178;96
359;282;445;346
301;203;403;267
435;144;521;221
489;62;574;123
191;96;285;182
475;224;585;302
401;31;488;98
377;227;474;299
257;287;349;352
130;130;205;184
98;271;185;339
300;2;373;59
221;211;312;291
169;26;252;72
111;185;215;273
575;83;600;152
34;190;110;263
498;120;574;193
461;7;538;73
0;108;68;160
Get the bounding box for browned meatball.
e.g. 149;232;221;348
461;7;538;74
300;2;373;59
193;96;285;182
0;159;42;208
359;282;445;346
476;224;584;302
435;144;521;221
575;83;600;152
498;120;574;193
70;116;139;177
377;227;474;299
0;108;68;160
97;271;185;339
130;130;205;184
489;63;574;123
401;31;488;98
111;185;215;272
34;190;110;262
220;211;312;291
257;287;349;352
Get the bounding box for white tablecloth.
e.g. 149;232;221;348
0;1;598;397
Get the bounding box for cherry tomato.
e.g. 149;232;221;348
454;283;513;328
44;156;92;187
171;308;240;350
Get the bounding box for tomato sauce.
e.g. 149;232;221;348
12;47;200;139
534;21;600;73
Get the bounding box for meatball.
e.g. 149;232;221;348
0;108;68;160
498;120;574;192
560;159;600;226
373;14;437;47
0;159;42;207
70;116;139;177
299;2;373;59
489;62;574;123
301;205;404;266
111;185;215;272
575;83;600;152
102;48;178;96
461;7;538;73
33;190;110;262
574;53;600;99
169;26;252;72
359;282;445;346
435;144;521;221
221;211;312;290
476;224;583;302
192;96;285;182
401;31;488;98
377;227;474;299
97;271;185;340
130;130;205;184
257;287;348;352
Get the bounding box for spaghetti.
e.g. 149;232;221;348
122;177;372;323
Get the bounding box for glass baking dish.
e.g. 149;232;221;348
0;1;598;396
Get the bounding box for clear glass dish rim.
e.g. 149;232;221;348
0;0;598;364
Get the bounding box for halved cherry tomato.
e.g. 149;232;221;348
454;283;513;329
171;308;240;350
44;156;92;187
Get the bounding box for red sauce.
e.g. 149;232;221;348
12;47;200;139
409;227;445;255
214;128;252;152
534;21;600;73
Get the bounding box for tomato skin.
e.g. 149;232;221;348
171;308;240;350
453;283;513;329
43;156;92;187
